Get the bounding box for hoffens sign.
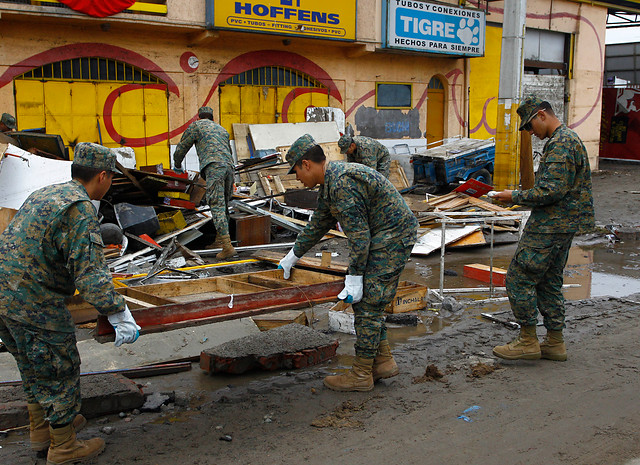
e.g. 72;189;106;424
387;0;485;56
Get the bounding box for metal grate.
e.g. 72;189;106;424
16;57;164;84
222;66;324;87
428;77;444;89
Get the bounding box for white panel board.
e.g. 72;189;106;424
248;122;340;150
0;144;72;210
411;225;481;256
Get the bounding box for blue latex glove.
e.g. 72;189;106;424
108;305;141;347
338;275;364;304
277;248;300;280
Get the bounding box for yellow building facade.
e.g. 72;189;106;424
0;0;606;169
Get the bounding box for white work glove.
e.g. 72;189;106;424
108;305;141;347
278;249;300;279
338;275;364;304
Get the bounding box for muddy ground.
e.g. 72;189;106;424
2;161;640;465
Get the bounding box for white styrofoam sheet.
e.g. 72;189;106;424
0;144;72;210
411;225;482;256
248;121;340;150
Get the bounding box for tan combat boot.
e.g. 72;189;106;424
28;403;87;452
540;330;567;361
493;325;541;360
215;234;236;260
324;356;374;392
372;340;399;381
47;423;105;465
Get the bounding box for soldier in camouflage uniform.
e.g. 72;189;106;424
173;106;236;259
0;112;17;132
492;96;594;362
338;134;391;178
278;134;418;391
0;143;140;464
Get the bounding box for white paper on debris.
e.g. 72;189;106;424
0;144;72;210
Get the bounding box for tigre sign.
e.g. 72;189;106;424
207;0;356;41
386;0;485;56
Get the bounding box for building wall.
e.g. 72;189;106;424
0;0;606;169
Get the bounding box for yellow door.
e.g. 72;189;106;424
15;80;45;130
426;87;445;147
15;80;170;167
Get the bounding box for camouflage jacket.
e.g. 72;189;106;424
347;136;391;178
173;119;234;177
293;162;418;275
0;180;125;333
513;125;595;234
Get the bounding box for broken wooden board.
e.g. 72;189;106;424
389;159;410;190
448;229;487;248
252;310;308;331
411;225;481;256
94;268;344;341
253;250;348;274
257;171;306;202
464;263;508;286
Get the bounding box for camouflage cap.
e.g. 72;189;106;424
1;113;16;130
286;134;317;174
517;95;544;131
73;142;117;172
198;106;214;117
338;134;353;154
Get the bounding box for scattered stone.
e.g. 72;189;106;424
141;392;171;412
101;426;115;435
132;409;141;415
118;412;127;418
440;297;464;316
219;434;233;442
412;364;445;384
444;269;458;276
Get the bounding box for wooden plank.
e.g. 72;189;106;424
120;287;176;306
389;160;409;190
448;229;487;248
253;250;348;274
216;277;270;294
248;275;296;289
0;207;18;234
276;142;345;163
252;310;308;331
273;175;286;194
411;225;481;256
95;280;346;340
463;263;507;286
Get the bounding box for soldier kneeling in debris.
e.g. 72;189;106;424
278;134;418;391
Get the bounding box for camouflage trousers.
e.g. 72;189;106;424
0;316;81;426
353;235;415;358
203;162;234;237
506;231;575;331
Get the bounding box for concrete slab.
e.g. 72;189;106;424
0;317;260;382
0;374;143;429
200;323;339;374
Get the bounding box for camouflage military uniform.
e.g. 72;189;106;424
345;136;391;179
507;124;595;330
173;119;235;236
293;162;418;358
0;179;125;425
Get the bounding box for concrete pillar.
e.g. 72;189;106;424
494;0;526;190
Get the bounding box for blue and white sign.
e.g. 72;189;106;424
386;0;485;56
